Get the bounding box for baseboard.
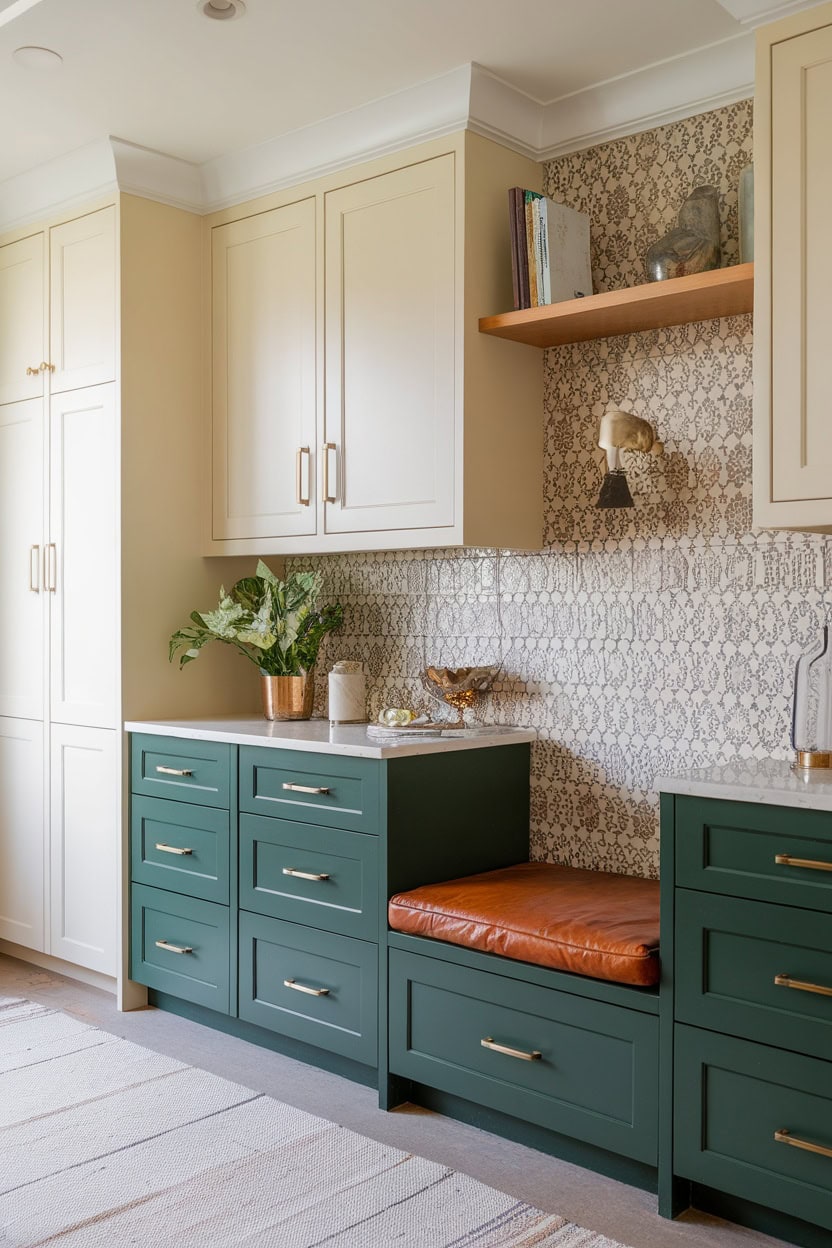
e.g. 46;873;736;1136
0;939;117;995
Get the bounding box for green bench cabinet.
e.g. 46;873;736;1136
129;729;531;1084
661;789;832;1246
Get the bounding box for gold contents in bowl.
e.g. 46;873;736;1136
422;665;501;729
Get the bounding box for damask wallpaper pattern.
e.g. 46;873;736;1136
291;99;831;879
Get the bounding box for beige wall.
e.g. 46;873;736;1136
290;99;832;879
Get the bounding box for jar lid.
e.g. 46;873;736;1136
331;660;363;674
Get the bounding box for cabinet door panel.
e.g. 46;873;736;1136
49;723;117;974
0;717;45;951
49;207;116;394
212;199;317;541
324;155;455;535
770;25;832;505
0;233;45;407
0;399;45;720
49;384;118;728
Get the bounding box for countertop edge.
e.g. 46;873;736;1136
656;771;832;813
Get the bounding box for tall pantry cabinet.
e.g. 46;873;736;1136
0;206;117;973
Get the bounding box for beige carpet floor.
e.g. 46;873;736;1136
0;994;631;1247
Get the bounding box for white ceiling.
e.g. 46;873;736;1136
0;0;827;192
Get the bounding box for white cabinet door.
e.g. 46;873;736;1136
324;155;455;535
0;399;46;720
0;717;45;951
49;383;118;729
212;198;317;542
0;233;46;407
49;723;117;974
49;207;116;394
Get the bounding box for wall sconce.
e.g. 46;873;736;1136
596;409;663;509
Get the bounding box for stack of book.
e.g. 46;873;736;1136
508;188;593;310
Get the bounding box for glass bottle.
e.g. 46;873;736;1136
792;625;832;767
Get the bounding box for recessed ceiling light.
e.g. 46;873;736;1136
12;44;62;71
198;0;246;19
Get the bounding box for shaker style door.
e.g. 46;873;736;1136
49;383;118;729
211;198;318;542
0;399;46;721
0;717;45;952
769;23;832;508
323;154;455;535
0;232;46;407
49;207;117;394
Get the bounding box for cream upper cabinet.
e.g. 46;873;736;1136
0;233;46;406
323;156;455;536
205;132;543;555
754;3;832;530
211;199;317;542
49;207;116;394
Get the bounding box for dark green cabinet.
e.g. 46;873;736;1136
131;883;230;1013
131;796;230;904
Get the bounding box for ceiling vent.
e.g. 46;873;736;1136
199;0;246;20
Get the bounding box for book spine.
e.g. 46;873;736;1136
539;201;551;305
516;191;530;308
508;188;521;311
525;191;540;307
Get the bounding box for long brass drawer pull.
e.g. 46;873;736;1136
481;1037;541;1062
775;1128;832;1159
296;446;311;506
155;842;194;857
155;939;194;955
155;765;194;777
284;978;329;997
775;853;832;873
774;973;832;998
282;782;330;795
282;867;330;881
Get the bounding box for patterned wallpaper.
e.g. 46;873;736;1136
292;99;832;880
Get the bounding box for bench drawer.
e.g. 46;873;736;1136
131;734;232;809
131;796;230;904
675;797;832;911
675;1025;832;1231
130;884;230;1014
676;889;832;1061
239;813;378;940
389;948;658;1164
239;747;379;833
238;912;377;1066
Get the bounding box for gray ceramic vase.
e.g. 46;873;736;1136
645;185;721;282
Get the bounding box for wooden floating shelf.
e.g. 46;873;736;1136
478;262;754;348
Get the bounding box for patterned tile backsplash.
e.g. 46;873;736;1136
290;99;832;881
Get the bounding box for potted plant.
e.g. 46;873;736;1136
169;561;343;720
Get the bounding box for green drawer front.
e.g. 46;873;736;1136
130;884;230;1014
131;796;230;904
676;796;832;911
239;747;379;833
131;734;232;809
675;1025;832;1231
676;889;832;1062
239;813;378;940
389;948;658;1165
238;912;377;1066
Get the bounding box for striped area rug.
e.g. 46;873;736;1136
0;995;630;1247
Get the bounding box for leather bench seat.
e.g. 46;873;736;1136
388;861;660;987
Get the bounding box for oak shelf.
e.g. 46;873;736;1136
478;262;754;348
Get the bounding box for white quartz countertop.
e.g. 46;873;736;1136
124;716;537;760
656;758;832;813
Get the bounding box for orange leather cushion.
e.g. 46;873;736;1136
389;862;660;987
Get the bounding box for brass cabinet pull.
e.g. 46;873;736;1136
155;939;193;955
155;765;194;777
26;364;41;376
29;545;40;592
481;1036;542;1062
775;1128;832;1159
41;361;55;373
323;442;337;503
774;973;832;998
284;978;329;997
155;842;194;857
296;446;311;506
775;853;832;873
282;867;330;881
282;782;330;795
45;543;56;592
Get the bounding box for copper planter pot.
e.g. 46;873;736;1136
260;671;315;721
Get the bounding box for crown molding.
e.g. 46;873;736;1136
0;138;118;233
110;139;204;214
713;0;827;26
